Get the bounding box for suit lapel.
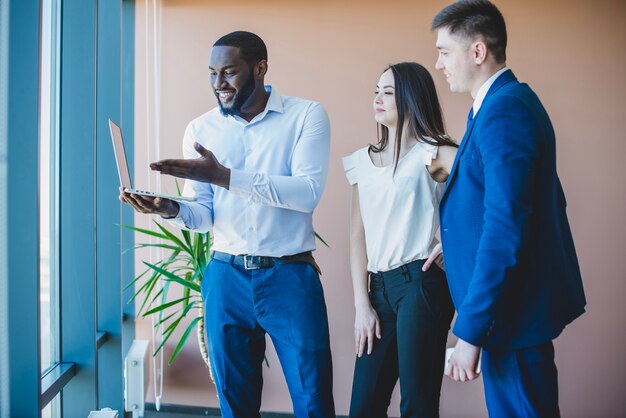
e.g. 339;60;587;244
440;70;518;207
440;117;476;205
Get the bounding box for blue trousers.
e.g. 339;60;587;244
483;341;560;418
202;258;335;418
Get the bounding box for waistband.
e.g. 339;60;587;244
369;258;426;279
212;251;321;275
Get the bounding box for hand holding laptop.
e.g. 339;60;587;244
119;188;181;218
109;119;196;204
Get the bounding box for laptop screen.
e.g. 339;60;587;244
108;119;133;190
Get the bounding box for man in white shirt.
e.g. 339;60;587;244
120;31;334;418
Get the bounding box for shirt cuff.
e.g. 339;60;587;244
229;168;255;196
164;202;190;229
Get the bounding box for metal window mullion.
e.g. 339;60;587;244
121;0;137;363
40;362;77;408
1;0;42;417
59;0;98;416
95;0;125;410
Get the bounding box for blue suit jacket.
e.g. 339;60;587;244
440;70;586;350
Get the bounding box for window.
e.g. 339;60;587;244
39;0;60;378
41;395;60;418
1;1;135;415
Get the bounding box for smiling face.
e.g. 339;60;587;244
435;27;478;95
209;45;258;117
373;69;398;128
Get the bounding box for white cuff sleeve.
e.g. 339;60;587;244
229;168;255;196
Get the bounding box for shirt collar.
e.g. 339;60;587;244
472;67;509;117
264;85;284;114
228;85;284;124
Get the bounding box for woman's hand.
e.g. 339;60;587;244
354;304;381;357
423;242;444;271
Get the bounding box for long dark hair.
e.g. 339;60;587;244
370;62;457;173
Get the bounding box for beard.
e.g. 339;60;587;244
217;71;256;117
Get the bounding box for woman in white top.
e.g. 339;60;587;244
343;62;457;418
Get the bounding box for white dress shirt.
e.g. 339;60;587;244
472;67;510;117
168;86;330;257
342;142;443;273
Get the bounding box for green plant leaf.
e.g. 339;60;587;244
118;223;170;241
159;300;198;339
142;296;188;316
315;232;330;248
190;268;203;283
169;316;201;364
124;266;151;292
153;221;193;255
182;274;191;311
154;320;179;355
180;300;197;317
137;273;162;315
127;273;157;305
129;243;183;252
144;262;201;293
181;228;192;252
194;233;204;271
163;313;183;335
154;310;178;327
157;281;172;323
205;233;212;266
174;178;183;196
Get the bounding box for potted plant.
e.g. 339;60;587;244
123;221;212;366
123;220;329;371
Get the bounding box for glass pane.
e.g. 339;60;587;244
39;0;60;374
42;393;60;418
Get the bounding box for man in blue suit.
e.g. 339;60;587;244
431;1;586;416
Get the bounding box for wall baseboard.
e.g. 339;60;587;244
145;402;349;418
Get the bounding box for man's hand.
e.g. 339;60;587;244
445;338;481;382
423;242;444;272
119;188;180;218
354;304;381;357
150;142;230;189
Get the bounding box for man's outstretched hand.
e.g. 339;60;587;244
150;142;230;189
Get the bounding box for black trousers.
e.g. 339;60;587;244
349;259;454;418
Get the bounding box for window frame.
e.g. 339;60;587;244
0;0;136;416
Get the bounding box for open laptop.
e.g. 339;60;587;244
108;118;196;202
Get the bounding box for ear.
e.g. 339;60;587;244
471;41;488;65
254;59;268;79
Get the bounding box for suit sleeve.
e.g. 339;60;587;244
453;94;540;346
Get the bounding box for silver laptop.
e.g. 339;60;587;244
108;119;196;202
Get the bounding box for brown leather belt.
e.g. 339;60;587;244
211;251;321;275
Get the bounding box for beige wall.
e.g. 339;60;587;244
134;0;626;416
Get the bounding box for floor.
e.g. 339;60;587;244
144;412;219;418
142;403;303;418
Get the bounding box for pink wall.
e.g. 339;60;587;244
134;0;626;416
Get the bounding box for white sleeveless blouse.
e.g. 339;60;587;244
342;142;443;273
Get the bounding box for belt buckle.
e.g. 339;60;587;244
243;255;261;270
